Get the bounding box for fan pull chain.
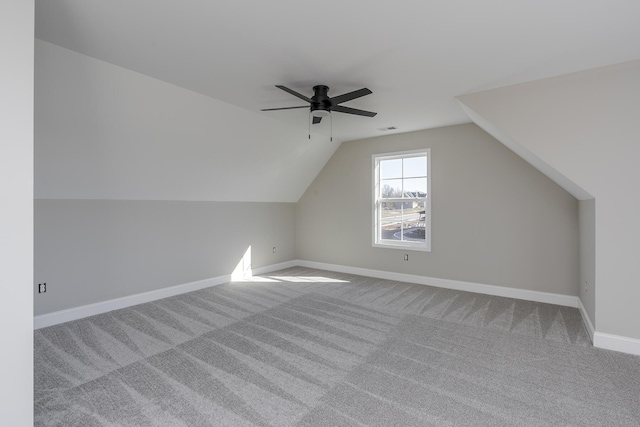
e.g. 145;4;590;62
308;112;311;140
330;112;333;142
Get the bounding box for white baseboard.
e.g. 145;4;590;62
251;260;299;276
38;259;640;357
34;274;232;330
577;298;595;342
34;260;302;330
296;260;579;308
297;261;640;356
593;332;640;356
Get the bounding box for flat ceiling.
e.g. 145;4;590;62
35;0;640;142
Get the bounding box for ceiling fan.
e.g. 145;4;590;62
261;85;377;124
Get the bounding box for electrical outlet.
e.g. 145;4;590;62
403;254;409;261
272;246;277;253
38;283;46;294
584;281;588;292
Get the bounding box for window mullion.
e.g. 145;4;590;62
400;204;404;241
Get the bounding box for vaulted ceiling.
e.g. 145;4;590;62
35;0;640;141
34;0;640;202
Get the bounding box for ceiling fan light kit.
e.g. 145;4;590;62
311;109;330;118
262;84;377;141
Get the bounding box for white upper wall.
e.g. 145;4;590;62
35;40;340;202
457;60;640;341
0;0;34;423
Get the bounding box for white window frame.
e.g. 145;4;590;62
372;149;431;252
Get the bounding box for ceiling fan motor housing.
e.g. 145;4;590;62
310;85;332;115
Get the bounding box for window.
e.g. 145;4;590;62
373;149;431;251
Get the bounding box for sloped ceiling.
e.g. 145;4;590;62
34;0;640;202
35;40;339;202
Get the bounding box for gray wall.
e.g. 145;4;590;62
297;123;579;295
35;200;295;315
579;199;596;327
33;40;303;317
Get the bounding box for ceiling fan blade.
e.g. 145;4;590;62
331;105;377;117
312;116;322;124
275;85;312;103
329;88;372;105
261;106;308;111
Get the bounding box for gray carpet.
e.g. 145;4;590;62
34;267;640;426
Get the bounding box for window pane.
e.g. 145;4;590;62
403;177;427;197
380;158;402;180
403;156;426;178
380;179;402;198
402;201;426;242
380;202;402;241
379;200;426;242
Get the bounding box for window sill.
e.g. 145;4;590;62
373;242;431;252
